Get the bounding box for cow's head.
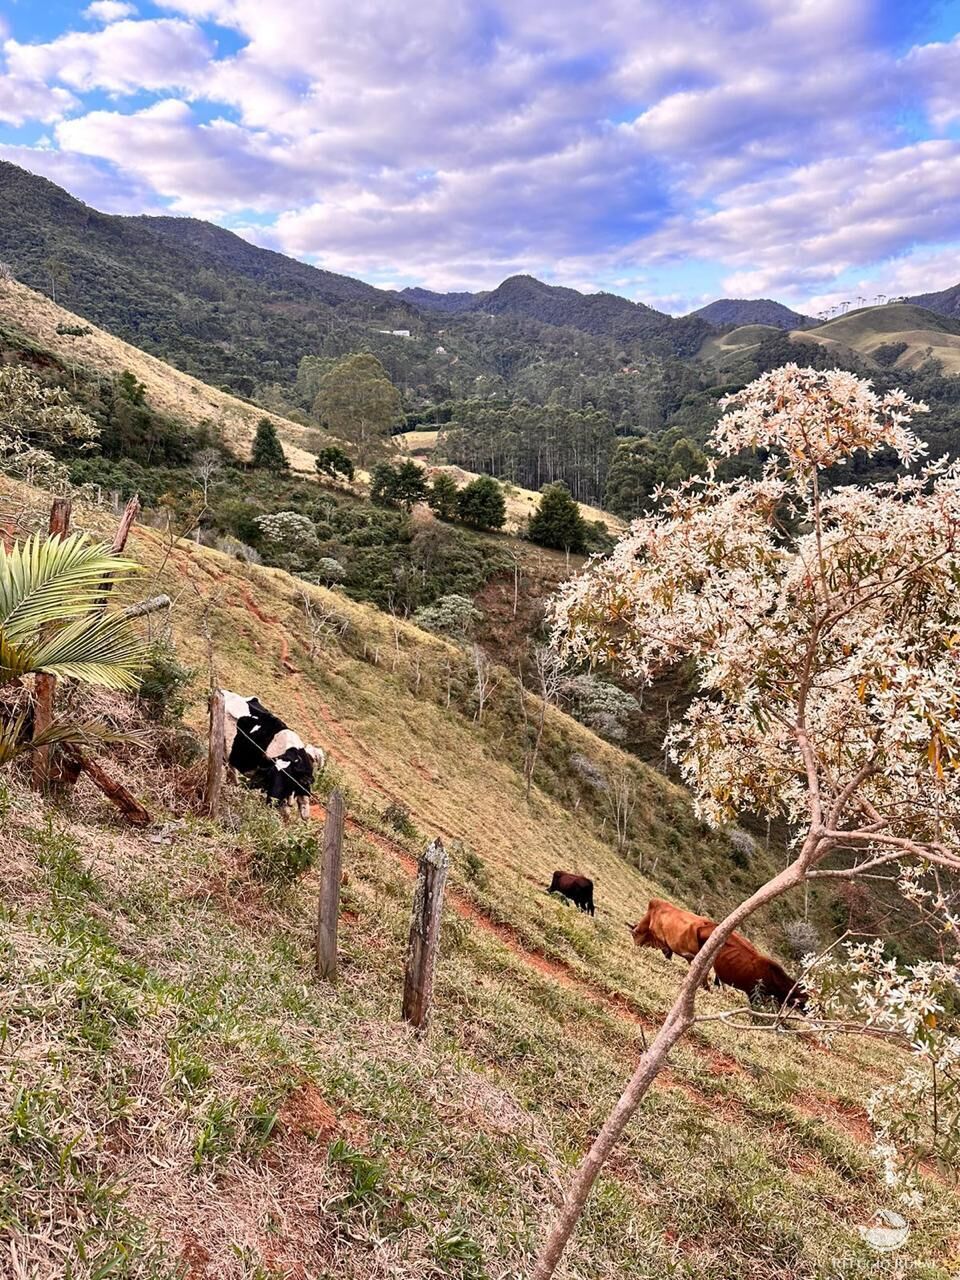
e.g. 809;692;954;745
305;744;326;770
627;913;654;948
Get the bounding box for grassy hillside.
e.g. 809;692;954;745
696;324;783;367
2;477;959;1278
0;279;326;471
798;304;960;373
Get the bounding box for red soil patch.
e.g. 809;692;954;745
279;1082;338;1145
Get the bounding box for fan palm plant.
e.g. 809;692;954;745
0;531;147;766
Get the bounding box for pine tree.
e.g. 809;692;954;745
456;475;507;530
528;483;588;553
251;417;288;471
428;471;460;520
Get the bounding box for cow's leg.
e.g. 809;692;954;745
296;793;311;821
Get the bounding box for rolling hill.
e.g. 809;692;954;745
690;298;813;329
3;471;958;1278
796;302;960;373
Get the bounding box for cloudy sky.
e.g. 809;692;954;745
1;0;959;314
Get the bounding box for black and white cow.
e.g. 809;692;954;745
222;690;325;820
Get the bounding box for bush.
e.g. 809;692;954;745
214;534;261;564
251;825;319;888
727;826;757;869
138;641;196;724
413;594;482;639
783;919;820;961
381;800;416;837
313;557;347;585
560;675;639;742
569;752;608;791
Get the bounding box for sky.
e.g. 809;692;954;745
1;0;960;315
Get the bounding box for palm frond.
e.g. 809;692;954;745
0;714;143;766
31;612;147;691
0;532;142;642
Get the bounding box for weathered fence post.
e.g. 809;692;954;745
316;788;345;982
33;497;72;789
204;689;225;818
402;838;449;1034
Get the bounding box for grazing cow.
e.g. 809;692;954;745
712;932;807;1010
547;871;595;915
628;898;715;962
628;897;806;1010
222;690;325;820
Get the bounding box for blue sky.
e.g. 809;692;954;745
1;0;959;315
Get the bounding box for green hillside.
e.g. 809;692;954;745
3;475;958;1278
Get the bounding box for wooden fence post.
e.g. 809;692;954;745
205;689;225;817
316;788;345;982
33;497;72;789
401;838;449;1034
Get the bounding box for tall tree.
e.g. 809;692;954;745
313;353;401;464
428;471;460;521
251;418;288;472
535;367;960;1277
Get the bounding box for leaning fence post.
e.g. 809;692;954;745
316;788;345;982
204;689;225;817
402;838;449;1034
33;497;72;789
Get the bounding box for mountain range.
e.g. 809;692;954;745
0;161;957;392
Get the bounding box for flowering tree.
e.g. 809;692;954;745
534;365;960;1278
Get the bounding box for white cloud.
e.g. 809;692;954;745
5;19;211;94
0;76;75;126
84;1;138;24
2;0;960;297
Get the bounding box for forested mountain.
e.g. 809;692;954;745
906;281;960;319
690;298;813;329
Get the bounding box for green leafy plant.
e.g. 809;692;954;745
0;532;147;766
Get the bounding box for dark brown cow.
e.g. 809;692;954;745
712;932;807;1010
548;871;595;915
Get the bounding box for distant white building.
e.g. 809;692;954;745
375;328;412;337
435;345;446;354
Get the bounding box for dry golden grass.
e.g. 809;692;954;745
2;476;959;1279
0;280;327;470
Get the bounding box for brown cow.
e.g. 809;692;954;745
712;932;807;1010
628;898;715;960
628;897;806;1010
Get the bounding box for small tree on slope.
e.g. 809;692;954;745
251;417;287;472
534;364;960;1278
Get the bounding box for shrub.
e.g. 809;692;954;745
214;534;261;565
413;594;482;639
428;472;460;520
569;752;608;791
313;556;347;585
783;919;820;961
727;826;757;869
255;511;320;561
315;446;355;482
137;641;196;724
381;800;416;838
251;825;319;888
560;675;639;742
